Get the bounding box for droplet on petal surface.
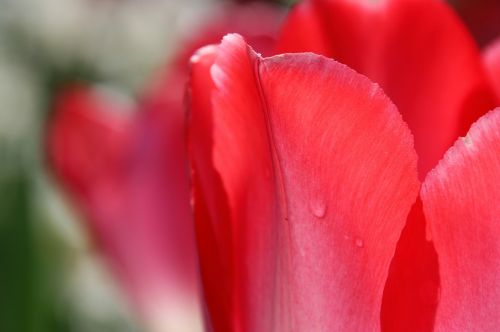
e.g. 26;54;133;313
309;199;327;219
355;238;364;248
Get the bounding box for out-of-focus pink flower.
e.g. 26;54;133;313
49;85;199;332
187;0;500;331
46;3;283;332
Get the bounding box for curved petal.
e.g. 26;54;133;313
188;34;419;331
188;45;234;332
484;37;500;99
421;108;500;331
278;0;498;176
47;86;202;332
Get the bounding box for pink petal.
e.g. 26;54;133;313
188;44;233;332
421;108;500;331
188;34;419;331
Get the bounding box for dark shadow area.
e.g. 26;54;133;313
381;198;440;332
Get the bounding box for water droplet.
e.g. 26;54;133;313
355;238;364;248
309;200;326;219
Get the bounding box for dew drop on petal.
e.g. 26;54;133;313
309;200;326;219
355;238;364;248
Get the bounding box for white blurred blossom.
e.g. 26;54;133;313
4;0;213;88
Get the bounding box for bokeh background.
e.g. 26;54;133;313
0;0;498;331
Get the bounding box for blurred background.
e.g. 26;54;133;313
0;0;497;331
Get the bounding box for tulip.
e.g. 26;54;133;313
47;3;283;332
187;0;500;331
189;34;420;331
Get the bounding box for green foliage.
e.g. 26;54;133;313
0;170;34;332
0;156;71;332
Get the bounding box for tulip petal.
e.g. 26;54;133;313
47;86;202;332
278;1;499;326
278;0;498;176
421;108;500;331
189;44;233;332
484;37;500;99
189;34;419;331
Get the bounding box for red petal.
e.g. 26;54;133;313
189;45;234;332
277;0;498;176
47;86;202;331
189;34;419;331
421;108;500;331
484;37;500;99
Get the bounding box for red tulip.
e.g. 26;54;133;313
46;3;283;332
189;34;420;331
188;0;500;331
